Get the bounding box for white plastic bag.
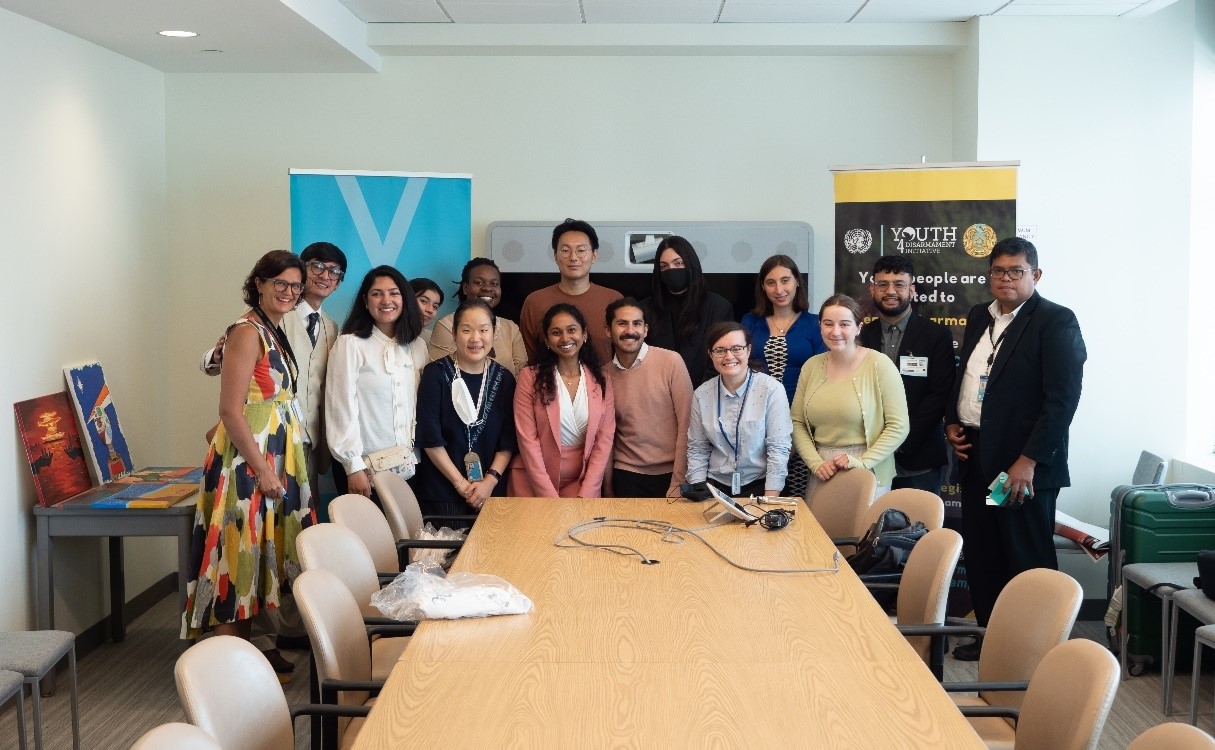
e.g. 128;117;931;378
371;561;533;621
409;522;467;567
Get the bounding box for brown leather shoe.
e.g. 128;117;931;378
261;648;295;683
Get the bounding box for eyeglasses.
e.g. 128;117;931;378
710;344;749;358
269;279;304;295
556;246;593;258
989;267;1033;280
306;261;344;280
871;280;909;291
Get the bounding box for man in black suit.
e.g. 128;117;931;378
945;237;1086;659
860;256;956;493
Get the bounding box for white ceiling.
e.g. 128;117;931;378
0;0;1179;73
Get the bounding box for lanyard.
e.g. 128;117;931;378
716;370;754;466
452;358;491;449
984;321;1011;375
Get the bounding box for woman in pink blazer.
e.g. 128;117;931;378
510;303;615;497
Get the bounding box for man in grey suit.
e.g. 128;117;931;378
945;237;1086;659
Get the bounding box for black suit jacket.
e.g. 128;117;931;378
860;312;956;472
945;292;1086;489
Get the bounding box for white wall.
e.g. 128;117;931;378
0;8;168;631
162;53;956;464
968;2;1196;525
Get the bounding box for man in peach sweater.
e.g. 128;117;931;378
603;298;693;498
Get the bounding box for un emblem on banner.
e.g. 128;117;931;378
843;228;873;254
963;224;998;258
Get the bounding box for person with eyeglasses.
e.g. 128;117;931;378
943;237;1086;660
686;322;792;498
326;266;429;502
195;242;345;673
183;251;316;666
642;235;735;387
519;218;622;367
858;255;956;495
428;258;529;377
201;242;347;512
791;294;909;503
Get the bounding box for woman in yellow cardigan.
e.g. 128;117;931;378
791;294;909;502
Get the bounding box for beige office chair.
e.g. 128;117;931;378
331;493;402;575
373;472;470;564
962;638;1119;750
298;522;386;619
889;527;962;672
130;722;221;750
1127;723;1215;750
295;568;388;749
854;488;945;537
945;568;1084;748
807;467;876;541
175;635;370;750
296;523;412;675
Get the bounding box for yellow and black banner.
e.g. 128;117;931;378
833;162;1017;340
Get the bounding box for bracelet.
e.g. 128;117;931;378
485;468;502;482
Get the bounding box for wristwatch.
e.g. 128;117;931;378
485;468;502;481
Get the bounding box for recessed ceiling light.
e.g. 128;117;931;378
158;30;198;38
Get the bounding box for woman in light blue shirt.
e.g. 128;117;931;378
687;322;793;498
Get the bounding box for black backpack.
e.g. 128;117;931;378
847;508;928;578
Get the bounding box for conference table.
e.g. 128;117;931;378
353;496;983;748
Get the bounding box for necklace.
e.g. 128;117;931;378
770;311;798;335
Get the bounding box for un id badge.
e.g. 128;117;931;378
464;451;484;482
977;374;988;403
731;472;741;495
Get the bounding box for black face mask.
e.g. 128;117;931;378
660;268;690;294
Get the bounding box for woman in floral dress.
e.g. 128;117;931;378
182;250;315;642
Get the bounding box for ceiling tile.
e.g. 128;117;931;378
718;4;859;22
852;0;1006;22
583;4;722;22
342;0;451;23
444;3;584;22
996;2;1139;13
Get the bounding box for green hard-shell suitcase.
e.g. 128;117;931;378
1111;483;1215;672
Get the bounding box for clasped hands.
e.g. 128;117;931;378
813;453;857;482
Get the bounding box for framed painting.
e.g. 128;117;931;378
14;391;94;506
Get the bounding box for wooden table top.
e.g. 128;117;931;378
353;497;983;749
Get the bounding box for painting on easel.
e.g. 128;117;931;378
64;361;134;482
14;392;94;506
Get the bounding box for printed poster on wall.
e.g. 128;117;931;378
289;170;472;325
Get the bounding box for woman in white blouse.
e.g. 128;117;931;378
510;303;615;498
326;265;429;498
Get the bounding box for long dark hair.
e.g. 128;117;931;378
532;303;606;406
752;254;810;317
340;265;423;345
649;236;706;340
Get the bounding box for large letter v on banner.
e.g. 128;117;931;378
335;175;428;267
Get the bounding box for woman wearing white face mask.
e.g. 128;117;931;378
642;235;734;387
415;298;517;518
791;294;909;502
326;266;429;500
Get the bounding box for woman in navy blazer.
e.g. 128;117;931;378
510;303;615;498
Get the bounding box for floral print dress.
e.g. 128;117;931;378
181;318;314;638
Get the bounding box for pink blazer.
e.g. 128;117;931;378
510;364;615;498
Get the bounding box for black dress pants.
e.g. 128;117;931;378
958;427;1058;627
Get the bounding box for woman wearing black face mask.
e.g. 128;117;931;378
642;235;735;386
